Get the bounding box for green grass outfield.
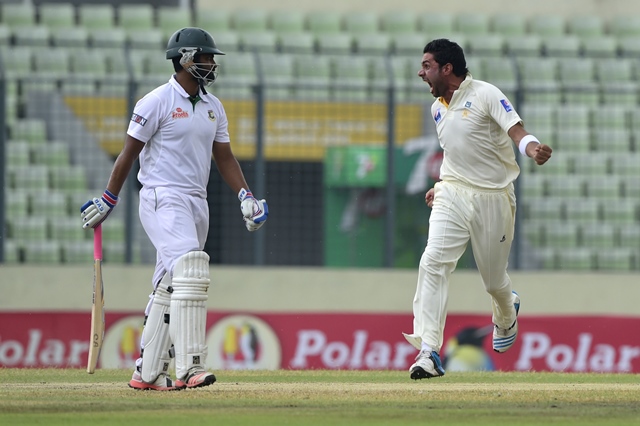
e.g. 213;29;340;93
1;369;639;426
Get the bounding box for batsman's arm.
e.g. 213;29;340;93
105;135;146;197
212;140;250;195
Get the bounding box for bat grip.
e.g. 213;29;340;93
94;224;103;260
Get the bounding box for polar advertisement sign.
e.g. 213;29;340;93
0;312;639;373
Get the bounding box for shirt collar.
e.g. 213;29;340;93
168;75;210;103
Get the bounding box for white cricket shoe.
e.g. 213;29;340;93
175;368;217;389
128;371;181;391
409;350;446;380
493;291;520;353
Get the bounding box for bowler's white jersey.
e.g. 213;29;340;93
127;76;230;198
431;75;522;189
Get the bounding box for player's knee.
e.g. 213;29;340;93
172;251;210;301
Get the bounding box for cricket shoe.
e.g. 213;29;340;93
409;350;445;380
129;371;181;391
493;291;521;353
175;369;217;389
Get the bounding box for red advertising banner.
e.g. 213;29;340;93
0;312;639;373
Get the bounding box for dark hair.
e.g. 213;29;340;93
423;39;468;77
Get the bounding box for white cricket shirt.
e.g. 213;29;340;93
431;75;522;190
127;76;230;198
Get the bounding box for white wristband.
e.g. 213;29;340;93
519;134;540;156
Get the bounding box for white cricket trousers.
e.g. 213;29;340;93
412;180;518;352
139;186;209;293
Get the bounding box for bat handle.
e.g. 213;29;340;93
94;224;103;261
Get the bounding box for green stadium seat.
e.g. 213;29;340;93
353;32;392;54
573;153;608;175
537;151;571;175
596;59;634;82
533;247;557;270
545;221;579;248
467;34;505;57
292;54;331;100
344;12;379;34
567;15;604;38
0;24;10;46
33;141;71;166
331;56;369;101
78;4;115;29
33;47;71;78
491;14;526;36
617;36;640;57
391;32;430;56
307;11;342;34
279;32;315;53
51;26;89;48
544;35;581;57
556;105;590;130
23;241;61;263
258;53;294;99
597;248;635;271
557;248;595;270
103;241;127;263
62;241;94;263
631;109;640;133
601;82;638;106
157;7;192;39
102;217;126;243
3;240;20;263
593;129;631;152
602;199;638;224
590;105;629;130
585;175;622;199
11;119;47;144
555;129;592;152
6;189;29;219
70;48;109;78
517;57;560;104
13;25;50;47
609;16;640;38
455;13;489;35
215;52;256;99
50;165;87;193
39;3;76;29
582;222;616;249
118;4;154;30
522;220;545;247
30;189;69;218
211;31;241;52
464;56;483;80
10;217;48;241
610;153;640;176
50;217;87;242
144;52;174;78
90;28;127;49
381;11;416;34
582;36;618;58
232;9;268;32
316;33;353;54
1;3;36;28
618;224;640;249
270;11;305;34
529;15;566;36
128;28;165;50
417;13;455;34
505;35;543;57
622;176;640;199
519;174;547;198
481;57;516;94
524;197;564;221
565;197;600;222
195;10;230;32
241;31;278;53
6;141;31;166
546;175;585;198
520;103;555;134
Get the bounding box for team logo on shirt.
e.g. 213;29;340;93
434;108;442;123
131;113;147;126
465;101;472;108
500;99;513;112
208;110;216;121
172;107;189;119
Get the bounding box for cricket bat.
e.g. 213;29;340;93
87;224;104;374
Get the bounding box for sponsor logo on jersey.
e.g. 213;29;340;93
434;109;442;123
500;99;513;112
172;107;189;119
465;101;472;108
208;110;216;121
131;113;147;126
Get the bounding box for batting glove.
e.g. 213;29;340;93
81;189;118;229
238;188;268;232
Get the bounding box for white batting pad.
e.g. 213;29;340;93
140;274;173;383
170;251;210;380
